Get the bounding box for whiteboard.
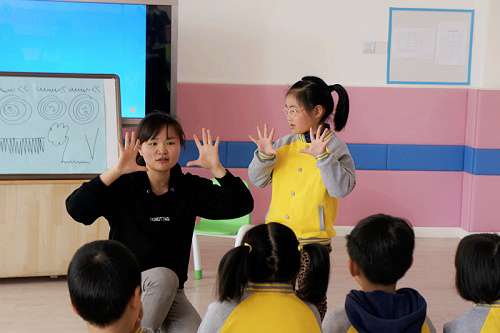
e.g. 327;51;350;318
387;8;474;85
0;72;121;179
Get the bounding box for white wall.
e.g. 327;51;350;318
178;0;489;87
482;0;500;88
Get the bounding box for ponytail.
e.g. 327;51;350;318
217;245;251;302
297;244;330;304
329;84;349;131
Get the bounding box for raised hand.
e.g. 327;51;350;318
115;131;147;175
301;125;332;157
186;128;225;177
249;124;276;156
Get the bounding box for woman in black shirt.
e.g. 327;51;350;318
66;112;254;333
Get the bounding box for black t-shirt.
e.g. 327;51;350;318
66;164;254;286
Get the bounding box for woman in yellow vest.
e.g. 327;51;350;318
197;222;330;333
248;76;356;318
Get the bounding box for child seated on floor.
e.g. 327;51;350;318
67;240;152;333
444;233;500;333
323;214;436;333
197;222;330;333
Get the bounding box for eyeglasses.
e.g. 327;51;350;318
282;106;304;118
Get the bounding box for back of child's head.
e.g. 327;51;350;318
67;240;141;327
287;76;349;131
217;222;330;303
455;233;500;304
347;213;415;285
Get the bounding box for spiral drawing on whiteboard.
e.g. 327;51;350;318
0;137;45;155
38;95;67;120
69;94;99;125
0;95;32;125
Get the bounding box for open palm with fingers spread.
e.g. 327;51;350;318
117;131;147;174
301;125;332;157
249;124;276;156
186;128;222;171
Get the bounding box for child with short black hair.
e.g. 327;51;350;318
67;239;152;333
444;233;500;333
198;222;330;333
323;214;435;333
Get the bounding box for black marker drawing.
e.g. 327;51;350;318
85;128;99;160
61;128;99;164
69;94;99;125
47;122;69;146
0;95;32;125
38;95;67;120
0;137;45;155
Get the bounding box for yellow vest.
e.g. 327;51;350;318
265;136;337;242
220;283;321;333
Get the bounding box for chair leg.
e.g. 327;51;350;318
234;224;255;247
192;233;202;280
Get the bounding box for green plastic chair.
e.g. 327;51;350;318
191;179;252;280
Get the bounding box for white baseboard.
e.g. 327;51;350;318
334;226;471;238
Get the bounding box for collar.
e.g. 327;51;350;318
246;282;294;293
477;300;500;308
136;163;183;195
300;123;331;143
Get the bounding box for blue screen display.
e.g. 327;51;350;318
0;0;146;118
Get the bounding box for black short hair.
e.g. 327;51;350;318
455;233;500;304
136;111;185;166
67;240;141;327
347;214;415;285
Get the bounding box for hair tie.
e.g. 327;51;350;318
243;242;253;252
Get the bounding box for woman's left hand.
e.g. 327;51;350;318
301;125;332;157
187;128;226;177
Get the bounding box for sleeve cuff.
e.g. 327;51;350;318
315;151;330;161
215;169;235;184
90;175;109;189
257;151;276;161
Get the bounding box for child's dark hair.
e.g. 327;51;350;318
455;233;500;304
287;76;349;131
347;214;415;285
217;222;330;304
67;240;141;327
136;111;185;166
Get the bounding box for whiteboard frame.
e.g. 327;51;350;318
0;72;121;180
386;7;474;85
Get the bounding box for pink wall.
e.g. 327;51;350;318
474;90;500;148
178;84;469;145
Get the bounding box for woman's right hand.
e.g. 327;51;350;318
101;131;147;186
115;131;148;175
249;124;276;156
